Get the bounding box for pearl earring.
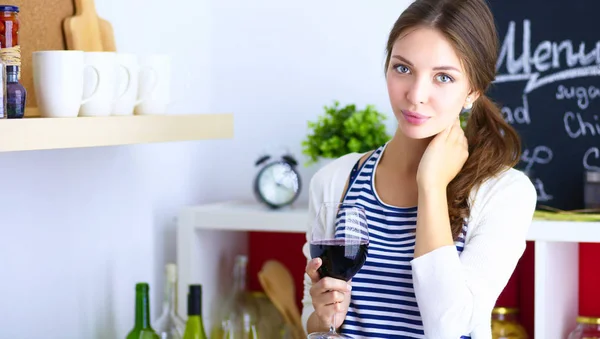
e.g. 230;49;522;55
464;97;473;110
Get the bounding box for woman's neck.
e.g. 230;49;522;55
380;127;432;177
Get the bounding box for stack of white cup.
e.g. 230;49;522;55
32;50;171;118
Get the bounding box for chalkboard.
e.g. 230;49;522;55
487;1;600;211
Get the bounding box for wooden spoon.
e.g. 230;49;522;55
258;260;307;339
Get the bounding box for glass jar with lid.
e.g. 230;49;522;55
491;307;528;339
0;5;20;78
568;316;600;339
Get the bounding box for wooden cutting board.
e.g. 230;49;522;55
98;17;116;52
10;0;75;114
63;0;114;52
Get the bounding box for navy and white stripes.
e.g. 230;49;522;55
339;144;471;339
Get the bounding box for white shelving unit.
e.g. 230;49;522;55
177;200;599;338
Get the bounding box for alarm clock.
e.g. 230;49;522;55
253;153;302;209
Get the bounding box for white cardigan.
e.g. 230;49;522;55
301;152;537;339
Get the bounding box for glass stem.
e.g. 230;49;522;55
330;312;337;333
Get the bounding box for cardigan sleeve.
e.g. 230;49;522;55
301;172;319;333
410;169;537;338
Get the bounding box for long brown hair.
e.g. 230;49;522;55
385;0;522;239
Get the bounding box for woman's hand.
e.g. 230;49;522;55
417;118;469;190
306;257;352;330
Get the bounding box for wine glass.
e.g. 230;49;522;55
309;202;369;339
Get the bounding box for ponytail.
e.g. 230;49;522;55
447;94;522;239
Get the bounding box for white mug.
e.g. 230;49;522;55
32;51;100;118
79;52;120;117
134;55;171;115
112;53;139;116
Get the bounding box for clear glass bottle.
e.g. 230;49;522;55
491;307;528;339
251;291;285;339
154;263;187;339
220;255;259;339
568;316;600;339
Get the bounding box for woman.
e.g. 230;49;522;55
301;0;537;338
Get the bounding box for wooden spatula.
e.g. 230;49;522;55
258;260;307;339
63;0;113;51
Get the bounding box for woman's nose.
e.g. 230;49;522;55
406;77;430;105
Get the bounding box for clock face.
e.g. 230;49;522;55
256;162;300;207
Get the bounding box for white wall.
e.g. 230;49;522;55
0;0;410;337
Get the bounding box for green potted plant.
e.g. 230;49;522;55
301;101;391;166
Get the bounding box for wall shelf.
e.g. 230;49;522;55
180;200;600;241
0;113;234;152
177;200;600;338
180;201;308;233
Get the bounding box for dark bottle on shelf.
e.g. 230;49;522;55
183;284;208;339
6;65;25;119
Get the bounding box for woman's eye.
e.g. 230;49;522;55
436;74;454;83
395;64;410;74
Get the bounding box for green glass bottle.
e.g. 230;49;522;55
183;285;208;339
126;283;160;339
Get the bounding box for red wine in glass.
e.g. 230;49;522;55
310;239;368;281
308;202;369;339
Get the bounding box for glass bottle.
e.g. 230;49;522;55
251;291;285;339
221;255;259;339
0;61;6;119
155;263;187;339
126;282;160;339
491;307;528;339
568;316;600;339
6;65;25;118
183;284;208;339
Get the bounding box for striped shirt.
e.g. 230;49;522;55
339;144;471;338
302;147;537;338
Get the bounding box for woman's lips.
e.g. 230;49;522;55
402;110;430;125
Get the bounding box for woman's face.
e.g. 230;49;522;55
386;26;478;139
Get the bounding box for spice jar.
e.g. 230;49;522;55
568;316;600;339
491;307;528;339
584;171;600;209
0;5;20;78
